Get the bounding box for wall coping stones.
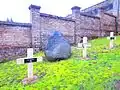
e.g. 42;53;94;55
40;13;75;22
80;12;100;19
104;12;116;18
0;21;32;27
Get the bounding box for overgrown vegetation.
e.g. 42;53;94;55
0;36;120;90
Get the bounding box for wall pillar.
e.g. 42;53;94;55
99;8;106;37
71;6;81;44
29;4;41;52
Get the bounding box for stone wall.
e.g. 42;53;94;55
75;14;101;43
71;6;117;43
0;4;119;62
0;21;31;62
100;11;116;36
29;5;75;51
40;13;75;49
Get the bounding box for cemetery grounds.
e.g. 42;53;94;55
0;36;120;90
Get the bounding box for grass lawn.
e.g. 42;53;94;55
0;36;120;90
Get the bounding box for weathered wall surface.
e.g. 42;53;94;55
100;13;116;36
40;13;75;49
71;6;117;43
0;22;31;61
0;5;119;62
75;14;101;43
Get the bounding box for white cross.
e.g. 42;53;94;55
78;37;91;58
107;32;116;49
17;48;43;79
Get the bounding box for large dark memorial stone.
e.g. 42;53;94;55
44;31;71;61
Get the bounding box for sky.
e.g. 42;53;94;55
0;0;104;23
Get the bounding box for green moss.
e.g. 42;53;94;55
0;36;120;90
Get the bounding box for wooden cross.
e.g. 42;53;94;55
78;37;91;58
107;32;116;49
17;48;43;79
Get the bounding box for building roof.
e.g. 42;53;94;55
82;0;113;16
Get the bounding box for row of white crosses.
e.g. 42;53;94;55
77;32;116;58
17;48;43;79
16;32;116;84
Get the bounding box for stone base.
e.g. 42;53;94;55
22;75;38;85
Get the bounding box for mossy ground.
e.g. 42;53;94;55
0;36;120;90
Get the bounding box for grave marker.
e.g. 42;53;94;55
17;48;43;84
78;37;91;58
107;32;116;49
